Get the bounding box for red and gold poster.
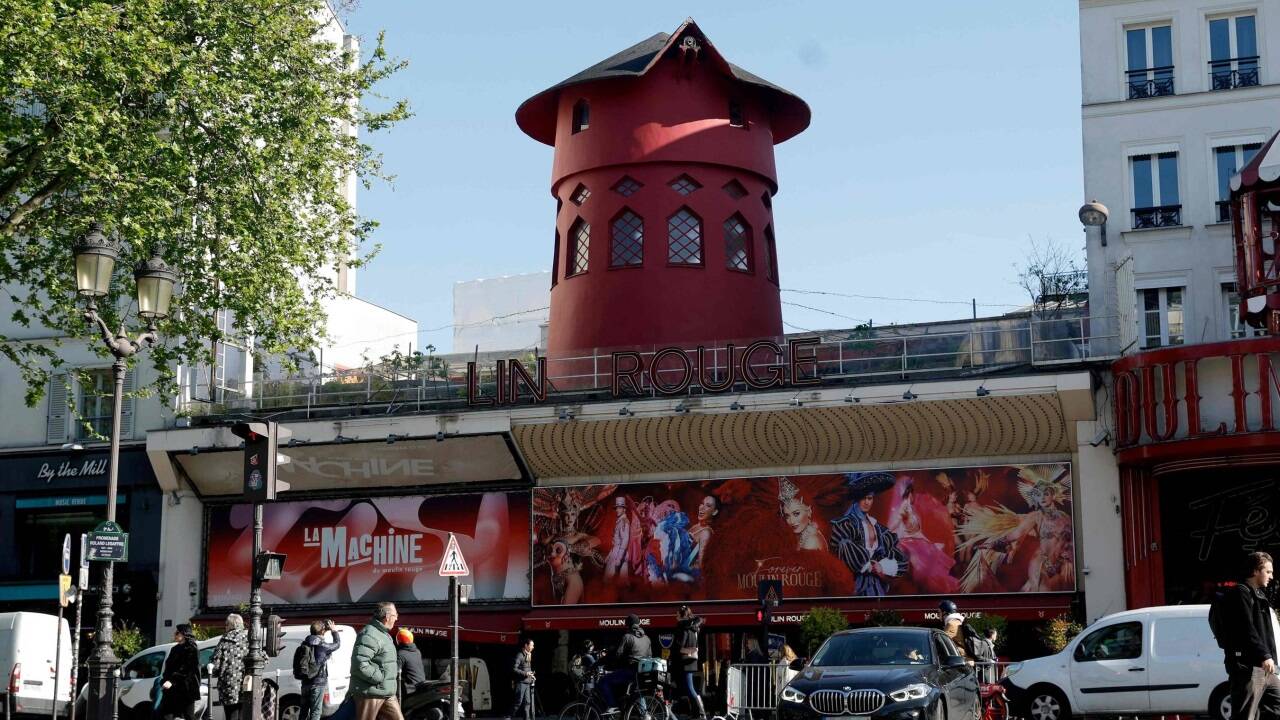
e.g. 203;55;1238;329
532;464;1073;606
206;491;530;606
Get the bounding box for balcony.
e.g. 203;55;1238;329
1127;67;1175;99
1131;204;1182;229
1216;199;1232;223
1210;57;1260;91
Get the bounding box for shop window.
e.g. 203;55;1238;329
729;99;745;127
1223;282;1266;339
667;207;703;265
724;213;752;272
612;176;643;197
722;179;748;200
1074;622;1143;662
610;210;644;267
669;174;702;196
765;224;779;285
570;183;591;206
572;99;589;133
1138;287;1184;348
568;218;590;276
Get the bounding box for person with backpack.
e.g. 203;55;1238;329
1211;551;1280;720
210;614;249;720
394;629;426;697
296;619;341;720
351;603;404;720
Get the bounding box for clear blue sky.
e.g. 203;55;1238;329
342;1;1084;352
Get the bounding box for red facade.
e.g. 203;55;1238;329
516;20;810;353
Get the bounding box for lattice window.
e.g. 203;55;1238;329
722;179;748;200
568;219;590;276
667;208;703;265
570;183;591;206
765;224;779;284
669;174;702;196
612;176;643;197
611;210;644;267
724;214;751;272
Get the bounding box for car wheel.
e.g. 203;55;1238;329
279;695;302;720
1210;682;1232;720
1026;686;1069;720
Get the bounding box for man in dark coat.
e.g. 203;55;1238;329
507;638;535;720
1219;551;1280;720
395;629;426;697
600;615;652;714
159;624;201;720
302;619;342;720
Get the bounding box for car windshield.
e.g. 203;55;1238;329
811;631;933;666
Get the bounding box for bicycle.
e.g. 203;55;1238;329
558;664;674;720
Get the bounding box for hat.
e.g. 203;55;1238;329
625;614;641;628
845;472;895;498
615;496;626;508
944;613;964;626
396;628;414;645
939;599;958;615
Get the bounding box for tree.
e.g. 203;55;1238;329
0;0;409;405
800;606;848;656
1013;236;1088;315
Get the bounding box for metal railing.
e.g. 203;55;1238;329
176;311;1121;417
1131;204;1182;229
1209;56;1260;90
725;663;795;718
1127;67;1175;99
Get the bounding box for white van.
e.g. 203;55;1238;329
78;624;355;720
0;612;73;717
1002;605;1231;720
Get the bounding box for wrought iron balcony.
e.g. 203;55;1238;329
1127;67;1175;99
1216;200;1233;223
1210;57;1260;90
1131;204;1182;229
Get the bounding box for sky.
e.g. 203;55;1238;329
341;1;1085;353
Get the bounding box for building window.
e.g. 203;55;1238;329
568;218;590;276
722;179;748;200
570;183;591;206
1139;287;1185;348
1215;143;1262;222
669;174;702;196
1131;152;1181;228
729;99;745;127
212;309;247;403
1126;24;1175;98
724;214;752;272
551;230;560;287
572;99;589;134
765;224;779;285
610;210;644;267
76;368;114;440
1223;283;1267;339
761;192;772;210
612;176;643;197
1209;14;1259;90
667;208;703;265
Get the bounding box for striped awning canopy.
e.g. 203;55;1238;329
1232;129;1280;193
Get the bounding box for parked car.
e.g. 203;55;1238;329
76;624;356;720
777;627;980;720
1001;605;1229;720
0;612;73;718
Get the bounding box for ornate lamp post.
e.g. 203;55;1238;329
73;223;176;720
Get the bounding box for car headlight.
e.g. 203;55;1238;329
888;684;931;702
1003;662;1022;679
780;686;807;704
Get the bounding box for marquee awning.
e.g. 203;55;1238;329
1231;128;1280;193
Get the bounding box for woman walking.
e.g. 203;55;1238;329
676;605;707;720
211;614;249;720
158;624;201;720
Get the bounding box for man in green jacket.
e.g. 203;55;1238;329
351;602;404;720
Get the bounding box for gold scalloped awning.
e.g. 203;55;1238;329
513;393;1071;479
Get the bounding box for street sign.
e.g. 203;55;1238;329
87;521;129;562
58;574;73;607
437;533;470;576
61;534;71;574
758;579;783;608
79;533;89;569
78;566;89;591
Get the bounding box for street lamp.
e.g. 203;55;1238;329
73;223;176;720
1078;200;1109;246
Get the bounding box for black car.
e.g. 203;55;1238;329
777;627;980;720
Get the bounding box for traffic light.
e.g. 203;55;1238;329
756;605;771;624
265;614;285;657
231;421;292;501
255;552;287;583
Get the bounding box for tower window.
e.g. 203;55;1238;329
765;224;779;285
568;218;590;276
729;99;745;127
668;208;703;266
722;179;748;200
761;192;772;210
669;174;702;196
724;214;752;272
552;230;560;287
612;176;643;197
572;99;590;133
570;183;591;206
611;210;644;267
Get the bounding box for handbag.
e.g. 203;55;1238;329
679;646;698;660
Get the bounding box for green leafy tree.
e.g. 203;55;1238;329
800;606;849;656
1038;614;1084;654
112;622;147;661
0;0;409;405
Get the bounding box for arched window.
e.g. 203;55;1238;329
765;224;779;285
667;208;703;266
572;99;590;134
611;210;644;267
724;214;752;272
568;218;590;276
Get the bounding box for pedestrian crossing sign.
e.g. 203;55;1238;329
438;533;470;577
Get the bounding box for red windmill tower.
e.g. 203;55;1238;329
516;19;811;354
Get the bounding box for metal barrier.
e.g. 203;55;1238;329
725;664;796;719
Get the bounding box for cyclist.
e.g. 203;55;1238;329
571;639;602;693
600;615;652;716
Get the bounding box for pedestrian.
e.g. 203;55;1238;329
395;629;426;697
210;614;249;720
601;616;651;715
744;637;766;664
507;637;535;720
158;624;201;720
1217;552;1280;720
972;628;999;683
301;619;342;720
351;602;404;720
676;605;707;720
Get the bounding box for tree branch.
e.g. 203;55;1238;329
0;171;70;237
0;142;47;206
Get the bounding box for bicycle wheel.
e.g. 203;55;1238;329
561;701;602;720
624;694;674;720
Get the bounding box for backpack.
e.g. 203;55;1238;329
1208;583;1235;650
293;643;320;681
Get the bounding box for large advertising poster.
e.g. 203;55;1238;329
532;464;1073;606
207;492;530;607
